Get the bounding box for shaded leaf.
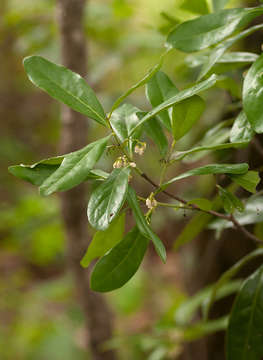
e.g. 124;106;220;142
24;56;106;126
187;198;212;211
81;213;125;268
175;280;241;325
166;7;263;52
143;117;168;157
243;52;263;133
171;95;205;141
127;187;166;263
146;71;178;130
183;317;228;341
229;171;260;194
39;136;109;196
226;265;263;360
88;167;130;231
131;74;217;134
204;248;263;320
90;227;149;292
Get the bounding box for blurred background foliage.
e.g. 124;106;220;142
1;0;261;359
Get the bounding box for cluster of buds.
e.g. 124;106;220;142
146;193;158;210
134;142;146;156
113;156;137;170
113;155;128;169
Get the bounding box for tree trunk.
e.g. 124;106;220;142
56;1;116;359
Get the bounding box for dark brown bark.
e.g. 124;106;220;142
56;1;116;359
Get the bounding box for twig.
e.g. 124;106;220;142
140;172;262;245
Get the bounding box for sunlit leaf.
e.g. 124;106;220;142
166;7;263;52
39;136;110;196
88;167;130;231
243;52;263;133
230;111;254;144
24;56;107;126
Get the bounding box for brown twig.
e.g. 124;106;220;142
140;172;262;244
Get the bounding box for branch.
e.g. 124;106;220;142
140;172;262;245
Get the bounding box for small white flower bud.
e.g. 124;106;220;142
134;142;146;156
146;195;157;210
129;162;136;168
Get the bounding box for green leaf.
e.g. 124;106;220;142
229;171;260;194
23;56;106;126
180;0;210;15
110;61;162;114
187;198;212;211
243;52;263;133
172;141;246;161
109;103;142;154
8;163;60;186
166;7;263;53
87;167;130;231
175;280;241;326
127;187;166;263
209;196;263;230
212;0;229;12
186;52;259;69
146;71;178;130
39;136;109;196
204;248;263;320
143;117;168;157
90;227;149;292
171;95;205;141
183;316;228;341
160;163;248;192
226;265;263;360
230;111;254;144
174;212;213;250
217;185;244;213
81;213;125;268
131;74;217;134
198;24;263;80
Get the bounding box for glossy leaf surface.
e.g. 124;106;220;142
226;265;263;360
24;56;106;126
127;187;166;263
171;95;205;141
230;111;254;144
90;227;149;292
81;213;125;268
88;167;130;231
166;7;263;52
146;71;178;130
131;74;217;134
40;136;109;196
110;103;142;154
243;53;263;133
